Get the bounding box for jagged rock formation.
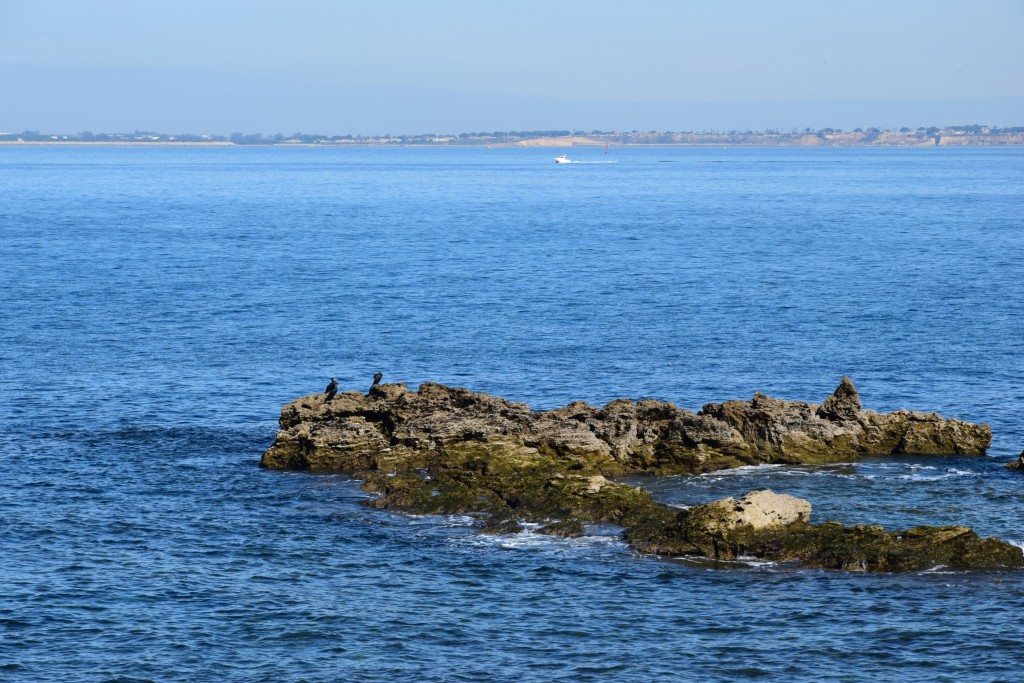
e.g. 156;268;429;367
262;377;991;475
260;379;1020;571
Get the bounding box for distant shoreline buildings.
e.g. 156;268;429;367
1;126;1022;147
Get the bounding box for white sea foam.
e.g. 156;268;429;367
672;555;778;569
462;522;624;551
438;514;478;527
854;462;977;482
397;512;478;528
699;464;785;477
734;556;779;567
894;467;975;482
699;463;870;478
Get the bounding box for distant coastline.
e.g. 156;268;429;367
0;140;234;147
2;125;1022;148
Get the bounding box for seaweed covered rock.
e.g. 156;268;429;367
361;466;672;530
1007;450;1024;471
261;379;1013;572
536;519;586;538
625;490;1024;571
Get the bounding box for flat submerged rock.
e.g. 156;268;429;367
261;378;1021;571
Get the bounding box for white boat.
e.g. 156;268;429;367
554;154;571;164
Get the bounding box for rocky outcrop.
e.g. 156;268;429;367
260;379;1017;571
626;490;1023;571
261;377;991;476
1008;450;1024;471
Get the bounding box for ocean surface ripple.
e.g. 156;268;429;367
1;146;1022;682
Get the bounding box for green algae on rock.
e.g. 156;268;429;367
624;489;1024;571
260;379;1020;571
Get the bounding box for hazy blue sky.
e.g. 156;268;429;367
1;0;1021;134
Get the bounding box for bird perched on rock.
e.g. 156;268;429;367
324;377;338;402
370;372;383;393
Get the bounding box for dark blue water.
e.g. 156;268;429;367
2;146;1023;682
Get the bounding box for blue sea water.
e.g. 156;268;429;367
1;145;1023;682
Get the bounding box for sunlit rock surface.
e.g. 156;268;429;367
262;377;991;475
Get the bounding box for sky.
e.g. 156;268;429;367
1;0;1021;135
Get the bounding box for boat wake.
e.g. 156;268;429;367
554;154;617;164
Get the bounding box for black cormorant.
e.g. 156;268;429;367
324;377;338;402
370;372;383;392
